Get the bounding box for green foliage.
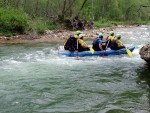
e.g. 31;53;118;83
94;21;113;28
128;20;149;24
0;29;12;37
83;6;92;20
47;24;58;30
108;0;122;20
28;18;58;34
0;0;149;35
0;8;28;36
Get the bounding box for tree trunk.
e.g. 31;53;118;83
45;0;50;18
61;0;67;19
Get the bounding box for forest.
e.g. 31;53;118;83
0;0;150;36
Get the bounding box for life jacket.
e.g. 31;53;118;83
106;36;115;48
108;36;115;41
64;35;77;52
110;39;118;50
92;37;100;51
77;39;89;52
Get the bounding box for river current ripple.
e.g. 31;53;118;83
0;25;150;113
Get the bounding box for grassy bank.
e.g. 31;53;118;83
94;20;150;28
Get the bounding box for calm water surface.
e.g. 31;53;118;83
0;25;150;113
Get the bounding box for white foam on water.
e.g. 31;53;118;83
0;26;150;113
0;26;149;76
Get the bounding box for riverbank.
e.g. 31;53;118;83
0;25;141;43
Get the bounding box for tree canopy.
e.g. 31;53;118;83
0;0;150;36
0;0;149;21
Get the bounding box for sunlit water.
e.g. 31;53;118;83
0;25;150;113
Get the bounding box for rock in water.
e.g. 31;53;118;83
139;44;150;63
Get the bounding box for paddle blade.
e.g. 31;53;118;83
126;48;132;57
90;48;94;54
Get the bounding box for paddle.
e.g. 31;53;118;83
76;39;79;59
90;47;94;54
102;39;110;57
126;47;132;57
120;41;132;57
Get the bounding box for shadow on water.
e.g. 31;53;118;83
134;63;150;113
136;63;150;87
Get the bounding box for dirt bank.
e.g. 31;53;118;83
0;25;139;43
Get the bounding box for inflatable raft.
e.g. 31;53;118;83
59;46;135;57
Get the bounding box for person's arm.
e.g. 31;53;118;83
78;39;89;48
99;44;103;51
98;39;104;51
116;40;125;47
111;36;115;41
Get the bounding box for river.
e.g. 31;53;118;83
0;25;150;113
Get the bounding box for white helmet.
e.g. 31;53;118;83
79;34;85;38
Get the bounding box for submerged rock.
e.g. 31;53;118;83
139;44;150;63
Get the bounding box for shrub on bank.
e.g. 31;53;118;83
28;18;58;34
0;8;28;36
0;7;149;37
94;21;113;28
0;8;59;36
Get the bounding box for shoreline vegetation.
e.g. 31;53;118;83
0;24;143;44
0;0;150;44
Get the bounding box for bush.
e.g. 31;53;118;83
0;8;28;36
94;21;113;28
0;29;12;37
28;18;58;34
